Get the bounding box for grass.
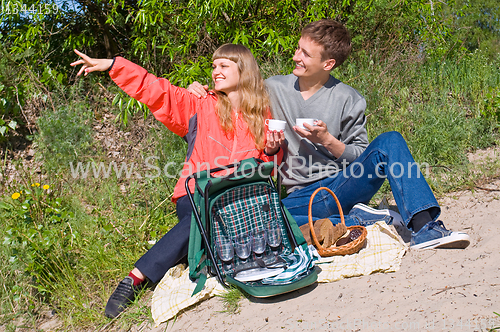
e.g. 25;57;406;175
0;47;499;330
340;50;500;166
218;286;245;314
0;100;185;329
488;312;500;331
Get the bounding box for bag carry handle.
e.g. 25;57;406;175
185;174;227;288
308;187;367;257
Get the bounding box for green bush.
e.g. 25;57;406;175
0;49;24;144
36;104;94;172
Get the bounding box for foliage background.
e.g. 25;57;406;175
1;0;499;329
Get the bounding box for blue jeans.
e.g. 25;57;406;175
282;131;440;230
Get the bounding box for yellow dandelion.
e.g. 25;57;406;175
31;183;40;187
11;192;21;200
43;185;50;190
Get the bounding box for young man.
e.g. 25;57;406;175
189;20;470;250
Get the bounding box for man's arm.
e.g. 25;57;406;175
295;95;367;162
294;120;345;158
187;81;209;98
335;97;368;163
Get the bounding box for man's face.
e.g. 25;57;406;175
292;37;333;78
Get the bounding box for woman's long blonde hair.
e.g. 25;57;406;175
212;44;269;150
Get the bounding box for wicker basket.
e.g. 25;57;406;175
308;187;367;257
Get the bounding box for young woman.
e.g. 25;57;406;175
71;44;285;318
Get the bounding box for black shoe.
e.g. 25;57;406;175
104;276;142;318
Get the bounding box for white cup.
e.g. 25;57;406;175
265;119;287;132
295;118;317;130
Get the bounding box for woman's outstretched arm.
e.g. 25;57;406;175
70;49;204;137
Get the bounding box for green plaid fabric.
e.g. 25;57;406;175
209;183;292;274
261;245;317;285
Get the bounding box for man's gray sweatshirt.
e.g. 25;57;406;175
266;74;369;193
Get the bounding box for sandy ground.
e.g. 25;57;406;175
136;177;500;332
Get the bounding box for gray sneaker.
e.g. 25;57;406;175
410;220;470;250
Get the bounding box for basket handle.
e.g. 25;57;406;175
307;187;345;251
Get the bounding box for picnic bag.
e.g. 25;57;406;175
186;158;318;298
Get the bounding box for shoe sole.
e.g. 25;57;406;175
411;232;470;250
352;203;390;216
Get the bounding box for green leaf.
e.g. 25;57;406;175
112;93;121;105
3;236;12;245
8;120;17;130
0;201;12;210
102;224;113;232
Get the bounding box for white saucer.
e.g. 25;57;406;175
234;267;285;282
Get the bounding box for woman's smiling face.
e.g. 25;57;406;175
212;58;240;94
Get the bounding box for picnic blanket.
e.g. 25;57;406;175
151;221;407;325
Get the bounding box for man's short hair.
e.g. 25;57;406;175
301;19;352;69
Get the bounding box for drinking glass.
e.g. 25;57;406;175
252;229;267;258
215;236;234;274
233;234;252;264
267;221;282;256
